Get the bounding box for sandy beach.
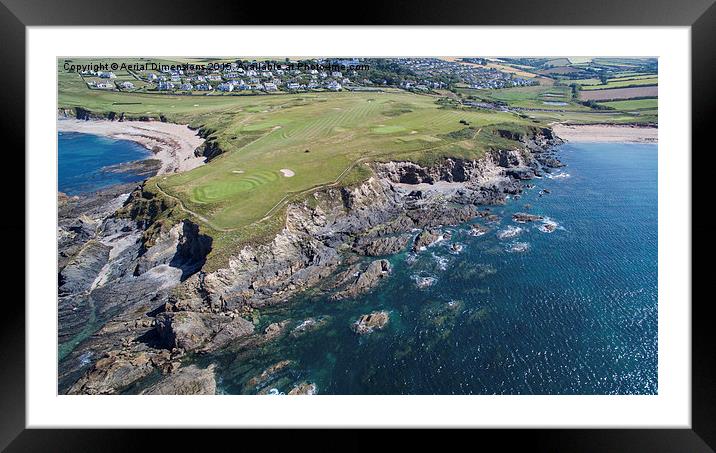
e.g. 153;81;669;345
57;119;207;174
552;124;658;144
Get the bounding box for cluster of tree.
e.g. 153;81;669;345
360;59;418;86
579;100;615;110
500;58;551;68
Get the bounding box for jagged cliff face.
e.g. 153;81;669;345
176;138;556;311
58;128;563;394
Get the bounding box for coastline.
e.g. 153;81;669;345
57;118;207;174
551;124;658;144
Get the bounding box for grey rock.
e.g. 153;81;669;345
140;364;217;395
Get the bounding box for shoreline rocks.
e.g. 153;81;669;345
352;311;390;335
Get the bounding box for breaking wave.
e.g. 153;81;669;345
497;225;523;240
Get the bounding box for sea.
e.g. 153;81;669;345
58;132;153;195
198;142;658;395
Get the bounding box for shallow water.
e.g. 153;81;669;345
199;142;658;395
58;132;152;195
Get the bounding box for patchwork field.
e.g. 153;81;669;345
580;77;657;90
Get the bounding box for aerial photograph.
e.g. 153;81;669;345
57;57;658;395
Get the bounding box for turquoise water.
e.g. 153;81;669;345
205;142;658;395
58;132;153;195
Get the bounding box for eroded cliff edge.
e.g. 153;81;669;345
58;127;563;395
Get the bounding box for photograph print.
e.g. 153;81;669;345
57;56;658;396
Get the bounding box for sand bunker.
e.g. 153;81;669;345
280;169;295;177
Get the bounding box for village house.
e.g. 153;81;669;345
263;82;278;92
119;81;134;89
179;83;193;91
98;71;116;79
217;82;234;92
327;80;342;91
195;83;213;91
157;81;175;91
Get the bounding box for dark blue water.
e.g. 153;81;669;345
58;132;153;195
205;142;659;395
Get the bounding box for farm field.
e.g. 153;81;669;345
580;77;657;90
580;86;658;101
456;85;591;111
597;98;658;110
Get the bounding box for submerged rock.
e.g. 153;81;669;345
290;316;330;338
288;381;318;395
264;320;290;340
246;360;294;389
512;212;544;223
352;311;389;334
469;223;489;236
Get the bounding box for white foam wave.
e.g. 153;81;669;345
546;171;570;179
497;225;523;240
507;242;530;253
538;217;559;233
432;253;449;271
412;275;437;289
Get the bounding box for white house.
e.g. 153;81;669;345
180;83;193;91
120;81;134;89
157;81;175;91
217;83;234;92
98;71;117;79
327;80;342;91
263;82;278;91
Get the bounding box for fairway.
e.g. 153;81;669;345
132;91;528;231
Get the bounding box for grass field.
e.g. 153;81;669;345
597;98;658;110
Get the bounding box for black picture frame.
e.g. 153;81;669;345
3;0;712;450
